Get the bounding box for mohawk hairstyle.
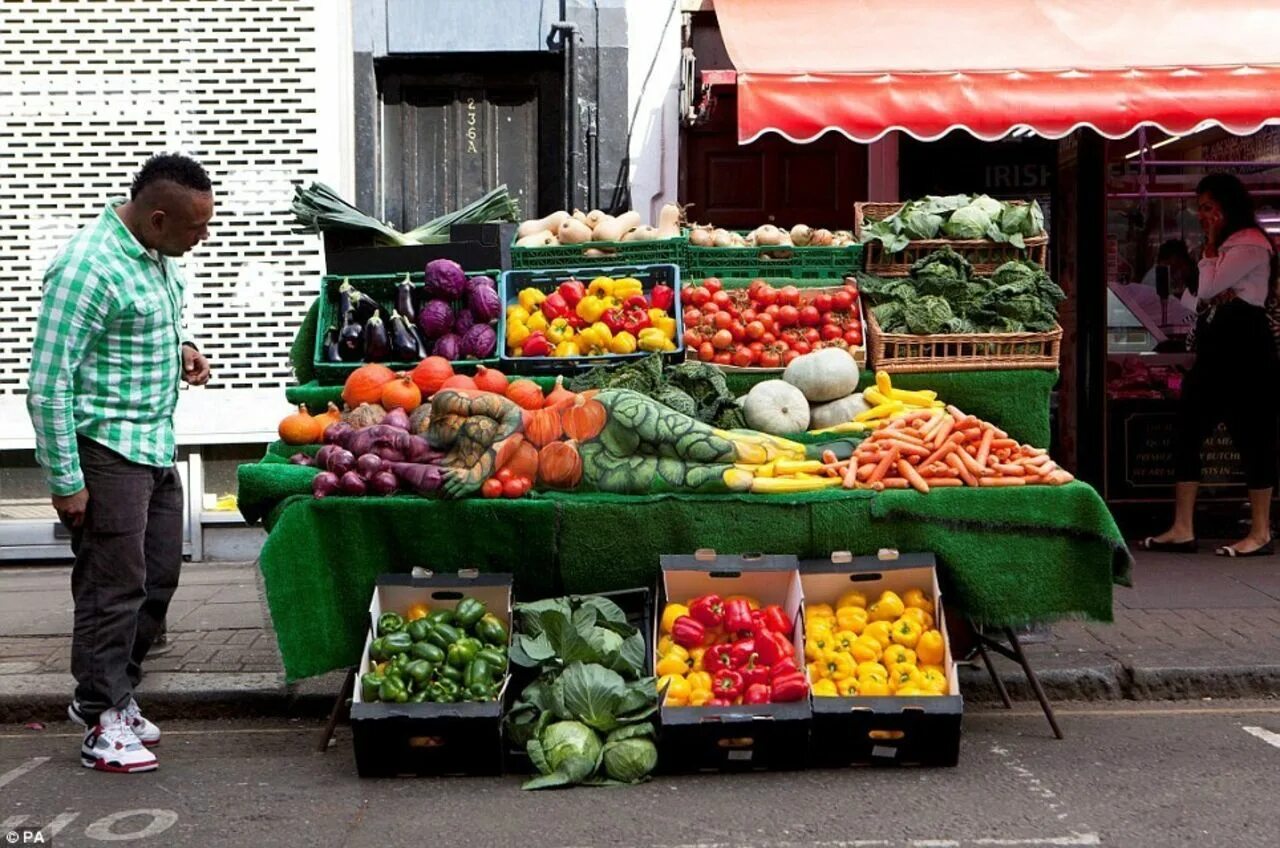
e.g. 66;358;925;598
130;154;212;199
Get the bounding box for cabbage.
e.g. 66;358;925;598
460;323;496;359
465;274;497;297
468;279;500;323
524;721;603;790
431;332;461;361
968;194;1004;220
453;309;475;336
416;298;454;339
942;205;992;239
601;724;657;783
424;258;467;299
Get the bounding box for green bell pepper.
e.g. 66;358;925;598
409;690;429;703
382;631;413;657
409;641;445;664
379;675;409;703
467;680;498;701
438;664;464;685
425;621;463;650
475;647;508;673
425;609;455;626
447;640;479;669
454;597;487;628
475;613;509;647
405;618;433;643
367;637;389;663
360;672;384;703
428;678;461;703
390;651;412;672
377;612;406;637
464;657;493;689
404;659;434;687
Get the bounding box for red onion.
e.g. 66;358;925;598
339;470;367;496
326;448;355;476
314;444;338;470
323;422;353;445
369;470;399;496
356;453;384;480
289;452;314;467
312;471;340;499
383;407;410;431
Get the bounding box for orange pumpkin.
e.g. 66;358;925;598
381;374;422;412
502;440;540;481
537;440;582;489
543;375;576;410
342;363;396;408
473;365;509;395
410;356;454;397
440;374;478;392
561;394;606;442
506;379;545;411
278;404;322;445
523;407;563;448
313;402;343;433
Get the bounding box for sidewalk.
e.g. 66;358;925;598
1;549;1277;722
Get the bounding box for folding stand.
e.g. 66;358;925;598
968;620;1063;739
317;667;356;752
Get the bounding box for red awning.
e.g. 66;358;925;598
715;0;1280;143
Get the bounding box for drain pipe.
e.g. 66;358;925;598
551;21;577;212
590;0;602;212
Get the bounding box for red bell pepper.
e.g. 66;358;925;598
614;300;651;335
770;671;808;702
743;683;771;705
723;598;754;633
649;283;674;312
688;594;725;628
751;620;793;666
739;654;769;688
761;604;792;637
712;668;744;701
729;638;756;669
601;308;626;336
540;292;571;320
707;643;736;672
707;697;734;707
770;657;799;681
671;615;706;649
522;332;552;357
557;279;585;307
565;313;586;330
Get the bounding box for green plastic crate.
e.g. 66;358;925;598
510;235;683;270
313;271;503;386
682;232;862;280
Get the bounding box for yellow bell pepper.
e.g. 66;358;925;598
856;661;888;680
882;644;917;668
576;294;609;323
805;630;833;662
806;618;833;640
916;629;946;665
812;678;839;698
587;277;616;299
660;603;689;634
837;590;868;610
518;287;546;312
637;327;675;352
807;661;824;681
526;311;549;333
831;630;860;654
868;590;905;622
506;304;531;324
807;603;835;620
609;330;637;354
546;317;575;345
863;620;894;649
891;618;923;649
687;670;713;695
611;277;643;299
554;340;581;358
849;636;882;663
659;674;691;706
889;666;925;693
688;646;707;672
818;649;855;681
648;313;677;340
858;678;892;696
662;643;689;661
919;668;948;694
647;307;668;325
506;321;531;349
898;606;934;630
835;606;868;634
836;677;859;697
656;654;690;677
902;587;935;615
894;685;929;697
688;688;714;707
920;664;947;678
577;324;612;355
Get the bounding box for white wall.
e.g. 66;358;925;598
625;0;684;222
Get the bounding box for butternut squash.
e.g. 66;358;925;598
614;210;641;231
517;210;570;238
591;215;627;242
656;203;682;239
558;218;594;245
585;209;607;228
572;208;589;224
516;230;558;247
621;225;660;241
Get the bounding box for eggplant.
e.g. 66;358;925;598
407;324;427;358
363;314;390;361
338;311;364;362
349;285;379;323
323;326;342;362
388;309;421;361
337;279;354;318
395;275;416;321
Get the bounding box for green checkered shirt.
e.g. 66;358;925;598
26;199;195;496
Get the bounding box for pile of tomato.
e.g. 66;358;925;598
680;278;863;368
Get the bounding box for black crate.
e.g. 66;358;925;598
655;550;811;772
323;223;515;276
350;572;513;778
799;551;963;768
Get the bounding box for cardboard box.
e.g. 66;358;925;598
656;551;810;772
350;572;512;778
799;551;962;767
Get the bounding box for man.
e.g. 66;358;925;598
26;154;213;773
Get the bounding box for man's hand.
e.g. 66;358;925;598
182;344;211;386
53;488;89;528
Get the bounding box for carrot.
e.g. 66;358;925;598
879;478;910;489
843;460;862;488
1017;454;1052;468
872;429;924;446
920;477;964;487
856;463;876;482
956;447;986;477
922;440;957;468
990;438;1018;450
946;405;967;421
930;417;955;448
868;447;899;484
992;463;1026;476
975;428;995;466
978;477;1026;487
822;449;839;465
898;459;930;494
880;439;931;458
947;452;979;486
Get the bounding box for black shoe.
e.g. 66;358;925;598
1137;536;1198;553
1215;542;1275;558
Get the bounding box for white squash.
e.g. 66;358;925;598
809;392;873;430
783;348;860;402
743;380;810;435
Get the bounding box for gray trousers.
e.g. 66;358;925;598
69;436;183;722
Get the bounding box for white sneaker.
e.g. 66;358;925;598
80;707;158;773
69;698;161;746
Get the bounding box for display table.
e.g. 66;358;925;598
239;453;1131;680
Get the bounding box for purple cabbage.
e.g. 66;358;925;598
467;280;500;323
460;323;497;359
417;298;454;339
453;309;475;336
424;258;467;299
432;332;462;361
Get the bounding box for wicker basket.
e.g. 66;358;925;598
865;308;1061;373
855;201;1048;277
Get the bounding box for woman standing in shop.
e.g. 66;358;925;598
1141;173;1279;557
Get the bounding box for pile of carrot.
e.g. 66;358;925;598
819;405;1075;493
